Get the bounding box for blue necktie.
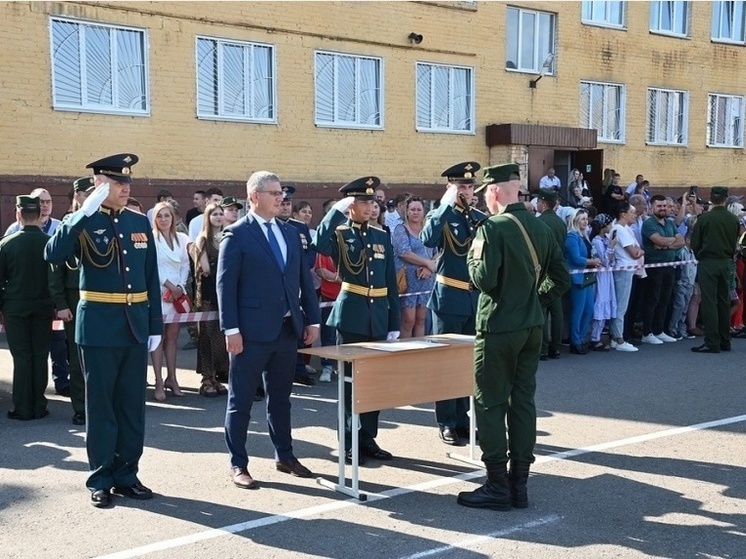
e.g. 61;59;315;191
264;221;285;270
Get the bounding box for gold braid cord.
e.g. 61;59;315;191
443;222;473;257
335;229;366;276
79;230;118;268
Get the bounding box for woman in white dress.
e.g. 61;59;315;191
151;201;191;400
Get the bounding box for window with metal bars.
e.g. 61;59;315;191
646;88;688;146
707;94;744;147
415;62;473;134
580;81;625;143
50;17;148;115
196;37;276;123
314;51;382;129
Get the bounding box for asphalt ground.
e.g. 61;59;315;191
0;329;744;559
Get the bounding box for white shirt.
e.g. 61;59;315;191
539;175;562;190
612;223;639;267
188;214;203;242
251;211;287;264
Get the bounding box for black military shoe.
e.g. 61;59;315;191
456;427;478;442
457;463;511;511
691;344;720;354
344;449;366;465
439;426;460;446
361;443;393;461
90;489;112;508
294;375;315;386
72;412;86;426
720;343;732;351
113;481;153;500
548;348;561;359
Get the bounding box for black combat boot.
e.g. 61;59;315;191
457;462;511;511
508;459;531;509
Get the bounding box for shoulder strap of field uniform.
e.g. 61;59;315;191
501;213;541;289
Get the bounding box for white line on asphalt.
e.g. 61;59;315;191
94;412;746;559
397;515;561;559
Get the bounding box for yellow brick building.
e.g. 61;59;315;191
0;1;744;226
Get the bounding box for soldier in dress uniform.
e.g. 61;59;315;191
278;184;318;386
691;186;740;353
457;164;569;511
314;176;401;464
421;161;487;446
45;154;163;509
1;196;55;420
48;176;95;425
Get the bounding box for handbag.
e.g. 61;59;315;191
396;267;408;294
581;272;597;288
172;293;193;314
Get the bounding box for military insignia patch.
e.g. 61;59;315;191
93;229;106;235
471;238;485;260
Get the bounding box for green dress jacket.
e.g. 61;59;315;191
313;209;400;337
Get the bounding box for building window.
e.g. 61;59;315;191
315;51;382;129
416;63;474;133
711;1;746;43
650;1;690;36
707;94;744;147
581;1;626;28
196;37;275;122
506;7;555;73
50;17;148;115
647;88;688;146
580;81;625;143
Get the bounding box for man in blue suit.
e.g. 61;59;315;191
217;171;321;489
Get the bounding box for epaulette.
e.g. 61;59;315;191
289;217;304;225
335;224;350;231
368;224;386;232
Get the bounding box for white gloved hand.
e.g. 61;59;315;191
331;196;355;214
147;335;162;352
440;184;459;208
81;182;110;217
386;331;400;342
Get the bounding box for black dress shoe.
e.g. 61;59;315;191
344;449;366;465
91;489;112;508
720;343;732;351
276;457;314;478
456;427;478;442
72;412;86;426
439;426;460;446
570;344;588;355
361;443;393;461
294;375;315;386
112;481;153;500
691;344;720;354
33;410;50;419
548;348;561;359
7;410;32;421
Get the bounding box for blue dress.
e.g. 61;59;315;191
591;235;617;320
392;223;435;308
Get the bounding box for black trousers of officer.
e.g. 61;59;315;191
337;330;383;451
5;310;52;418
432;311;474;430
541;296;563;355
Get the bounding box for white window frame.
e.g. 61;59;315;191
195;36;277;123
505;6;556;74
49;16;149;116
646;88;689;146
707;93;744;148
581;1;626;28
579;81;626;144
314;50;384;130
650;1;690;37
415;62;474;134
711;0;746;43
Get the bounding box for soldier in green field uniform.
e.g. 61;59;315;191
48;176;95;426
690;186;740;353
457;164;569;511
1;196;55;420
421;161;487;446
45;154;163;509
313;176;401;465
535;189;568;360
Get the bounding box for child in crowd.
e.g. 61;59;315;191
668;233;697;340
589;214;617;351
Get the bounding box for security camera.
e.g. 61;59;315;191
408;33;423;45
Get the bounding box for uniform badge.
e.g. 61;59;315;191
300;233;308;250
131;232;148;249
372;243;385;259
93;229;106;235
471;238;485;260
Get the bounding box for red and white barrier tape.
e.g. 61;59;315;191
568;258;698;275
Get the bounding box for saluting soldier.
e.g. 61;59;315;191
314;176;400;464
458;164;569;511
47;176;96;425
421;161;486;447
45;154;163;509
1;196;55;421
690;186;740;353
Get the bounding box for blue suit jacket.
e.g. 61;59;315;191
216;214;320;342
564;230;591;286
